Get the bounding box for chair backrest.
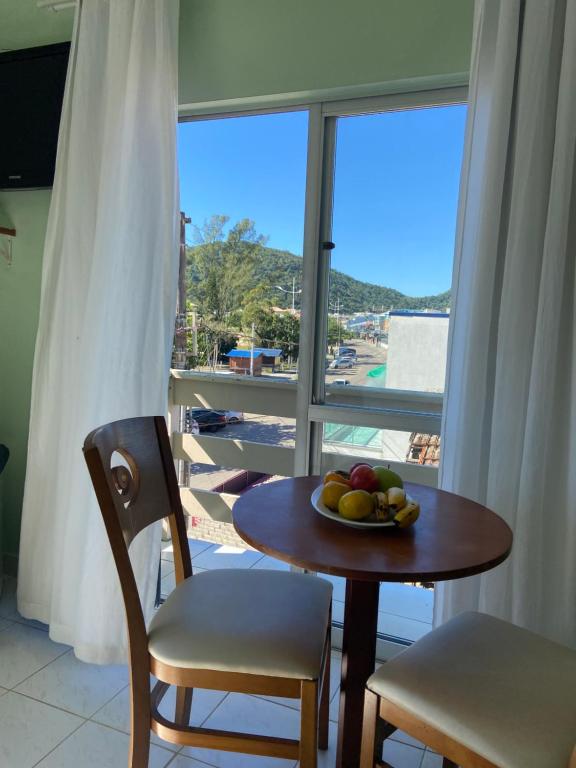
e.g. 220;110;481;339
83;416;192;661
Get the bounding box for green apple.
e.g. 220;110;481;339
372;466;404;492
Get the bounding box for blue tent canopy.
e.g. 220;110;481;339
226;349;263;359
226;348;283;358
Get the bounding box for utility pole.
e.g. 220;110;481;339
275;277;302;313
191;308;198;359
250;321;255;376
330;296;342;349
173;211;191;369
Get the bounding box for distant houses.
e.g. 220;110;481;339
225;347;283;376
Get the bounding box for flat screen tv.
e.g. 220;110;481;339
0;42;70;190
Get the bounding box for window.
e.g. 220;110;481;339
172;91;467;649
175;111;308;380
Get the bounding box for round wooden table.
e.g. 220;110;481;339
233;476;513;768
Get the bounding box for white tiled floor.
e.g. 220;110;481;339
0;541;439;768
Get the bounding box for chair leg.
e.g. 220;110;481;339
175;686;193;726
300;679;318;768
360;689;380;768
318;645;330;750
129;686;150;768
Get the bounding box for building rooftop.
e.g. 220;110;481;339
226;348;283;358
389;311;450;318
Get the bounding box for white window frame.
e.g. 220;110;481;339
294;88;467;482
177;85;468;656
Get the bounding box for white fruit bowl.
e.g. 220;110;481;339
310;485;397;529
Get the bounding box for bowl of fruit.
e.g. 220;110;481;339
311;463;420;530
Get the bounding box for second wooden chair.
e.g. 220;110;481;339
360;611;576;768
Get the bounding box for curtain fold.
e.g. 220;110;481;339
436;0;576;646
17;0;180;664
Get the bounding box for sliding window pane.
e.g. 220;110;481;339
175;111;308;380
324;104;466;399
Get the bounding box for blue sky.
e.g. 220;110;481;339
178;104;466;297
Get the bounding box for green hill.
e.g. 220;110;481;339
186;242;450;315
252;246;450;314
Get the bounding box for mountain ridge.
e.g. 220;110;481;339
252;246;451;314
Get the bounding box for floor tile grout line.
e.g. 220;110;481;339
29;713;88;768
15;679;429;761
30;718;177;768
164;750;219;768
4;642;71;692
87;686;230;749
0;610;50;632
0;617;16;630
8;687;102;721
88;681;130;723
331;597;433;627
376;610;433;627
248;554;266;570
9;617;50;632
196;690;231;729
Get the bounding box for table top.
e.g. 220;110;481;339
233;476;513;582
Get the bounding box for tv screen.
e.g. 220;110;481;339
0;42;70;190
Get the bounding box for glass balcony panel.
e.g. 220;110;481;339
322;423;440;468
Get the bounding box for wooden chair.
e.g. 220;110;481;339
83;416;332;767
360;611;576;768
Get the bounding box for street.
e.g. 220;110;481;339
325;338;387;387
186;338;393;489
217;413;295;446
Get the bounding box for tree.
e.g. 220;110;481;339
186;323;238;370
327;316;352;348
241;306;300;362
270;312;300;361
187;216;268;322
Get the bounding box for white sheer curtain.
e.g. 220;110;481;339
436;0;576;646
17;0;180;664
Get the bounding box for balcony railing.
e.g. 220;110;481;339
168;369;441;541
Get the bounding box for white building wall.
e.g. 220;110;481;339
386;314;449;392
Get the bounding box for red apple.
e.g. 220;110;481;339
349;465;380;493
349;462;372;474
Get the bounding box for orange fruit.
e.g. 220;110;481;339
338;490;374;520
321;481;351;512
323;471;351;487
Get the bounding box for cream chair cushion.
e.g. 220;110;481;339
367;611;576;768
148;569;332;680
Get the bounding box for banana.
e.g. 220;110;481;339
387;487;406;510
393;500;420;528
372;491;391;521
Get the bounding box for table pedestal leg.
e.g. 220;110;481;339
336;579;380;768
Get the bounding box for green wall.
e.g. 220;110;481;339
0;1;73;51
0;191;50;570
179;0;473;107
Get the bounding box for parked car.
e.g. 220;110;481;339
333;378;351;386
186;408;227;432
219;410;245;424
330;357;353;369
336;346;356;357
